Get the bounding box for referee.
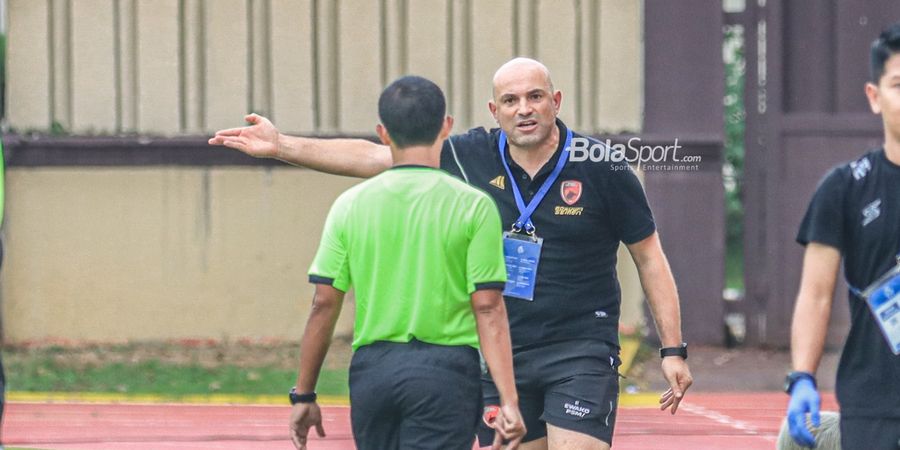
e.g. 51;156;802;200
786;23;900;450
287;76;525;450
212;58;692;450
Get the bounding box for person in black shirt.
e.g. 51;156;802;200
210;58;693;450
787;23;900;450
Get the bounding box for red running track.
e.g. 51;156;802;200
4;393;838;449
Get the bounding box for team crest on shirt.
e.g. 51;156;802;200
561;180;582;205
489;175;506;190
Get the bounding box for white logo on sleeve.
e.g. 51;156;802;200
851;157;872;180
862;199;882;226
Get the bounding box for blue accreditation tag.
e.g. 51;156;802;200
502;231;543;301
860;264;900;355
495;129;572;301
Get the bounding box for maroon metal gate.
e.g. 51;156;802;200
742;0;899;347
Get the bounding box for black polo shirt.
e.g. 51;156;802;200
796;148;900;418
439;120;656;350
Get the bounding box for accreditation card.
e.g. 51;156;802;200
861;264;900;355
502;231;543;301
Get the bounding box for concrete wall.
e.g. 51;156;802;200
2;0;646;342
6;0;643;135
2;167;360;341
1;164;645;342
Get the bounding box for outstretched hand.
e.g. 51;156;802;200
208;113;280;159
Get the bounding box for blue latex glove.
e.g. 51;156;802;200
786;378;820;448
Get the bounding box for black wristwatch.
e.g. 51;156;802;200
289;387;318;405
659;342;688;359
784;371;816;394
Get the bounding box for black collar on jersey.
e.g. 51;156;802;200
390;164;439;170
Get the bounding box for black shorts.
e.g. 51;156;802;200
349;339;482;450
840;416;900;450
476;340;620;447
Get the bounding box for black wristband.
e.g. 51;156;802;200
289;387;317;405
659;342;688;359
784;371;816;394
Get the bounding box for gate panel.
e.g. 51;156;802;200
743;0;897;347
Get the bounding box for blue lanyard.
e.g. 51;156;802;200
498;129;573;234
848;251;900;297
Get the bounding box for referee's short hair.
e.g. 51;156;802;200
871;21;900;83
378;76;446;149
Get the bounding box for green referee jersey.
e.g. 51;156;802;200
308;165;507;351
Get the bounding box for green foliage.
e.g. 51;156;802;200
726;241;744;291
723;25;746;290
49;121;68;135
5;351;349;397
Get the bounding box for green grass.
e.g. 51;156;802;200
4;349;349;397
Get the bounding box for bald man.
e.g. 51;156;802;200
210;58;692;450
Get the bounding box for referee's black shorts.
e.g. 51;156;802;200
477;339;620;447
349;339;482;450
